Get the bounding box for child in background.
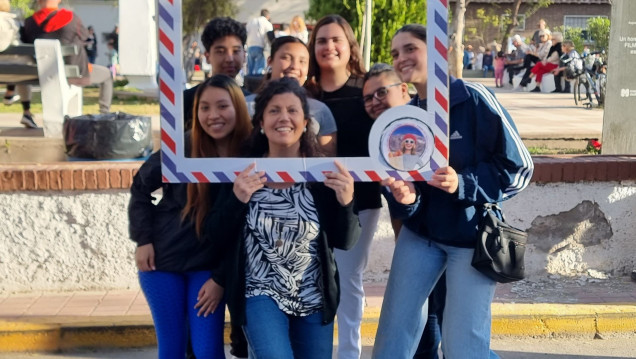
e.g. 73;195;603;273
106;40;118;80
494;51;506;88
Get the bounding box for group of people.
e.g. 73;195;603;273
465;19;586;94
129;12;533;359
503;19;580;93
0;0;113;129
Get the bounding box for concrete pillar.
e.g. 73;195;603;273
118;0;158;93
601;1;636;154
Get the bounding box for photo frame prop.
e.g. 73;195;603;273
159;0;449;183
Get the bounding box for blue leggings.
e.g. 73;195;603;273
139;270;226;359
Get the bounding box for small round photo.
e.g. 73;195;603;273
380;119;434;171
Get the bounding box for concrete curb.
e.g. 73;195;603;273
2;304;635;353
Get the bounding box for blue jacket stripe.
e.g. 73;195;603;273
464;83;534;198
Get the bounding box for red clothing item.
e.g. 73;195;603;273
531;62;558;83
32;8;74;33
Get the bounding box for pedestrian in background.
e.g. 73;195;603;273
84;25;97;64
246;9;273;75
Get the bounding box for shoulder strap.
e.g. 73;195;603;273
39;10;59;31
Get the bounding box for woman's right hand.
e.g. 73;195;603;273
381;177;417;205
234;163;267;203
135;243;155;272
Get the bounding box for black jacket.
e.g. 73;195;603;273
128;150;224;276
204;183;360;326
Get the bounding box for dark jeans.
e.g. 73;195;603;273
505;64;524;84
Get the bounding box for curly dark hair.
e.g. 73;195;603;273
247;77;320;158
201;17;247;52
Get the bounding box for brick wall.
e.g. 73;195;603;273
464;3;611;48
0;162;140;191
0;155;634;191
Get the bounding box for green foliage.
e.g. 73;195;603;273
587;17;610;54
306;0;427;65
182;0;237;37
554;25;584;53
9;0;36;18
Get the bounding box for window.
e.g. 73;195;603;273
501;14;526;31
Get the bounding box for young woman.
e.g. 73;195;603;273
372;24;533;359
306;15;382;359
246;36;338;155
129;75;252;359
205;78;359;359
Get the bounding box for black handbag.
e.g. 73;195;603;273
471;204;527;283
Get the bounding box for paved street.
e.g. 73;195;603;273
1;337;635;358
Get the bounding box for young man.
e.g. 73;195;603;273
22;0;113;117
182;17;247;130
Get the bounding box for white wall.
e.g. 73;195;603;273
1;181;634;293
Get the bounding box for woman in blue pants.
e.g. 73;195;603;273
129;75;252;358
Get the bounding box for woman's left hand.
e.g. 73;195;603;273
324;160;354;206
194;278;224;317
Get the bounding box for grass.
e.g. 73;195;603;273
526;146;591;155
0;87;160;116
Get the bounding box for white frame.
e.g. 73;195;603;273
158;0;450;183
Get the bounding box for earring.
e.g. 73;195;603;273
303;127;307;133
260;128;265;134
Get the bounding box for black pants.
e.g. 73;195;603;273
505;64;524;84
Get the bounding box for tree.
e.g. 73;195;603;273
9;0;36;18
182;0;237;38
449;0;468;78
587;16;610;56
306;0;427;65
499;0;551;54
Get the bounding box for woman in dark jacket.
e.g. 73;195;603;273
205;78;359;359
128;75;252;358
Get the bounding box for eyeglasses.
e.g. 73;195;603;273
362;83;401;105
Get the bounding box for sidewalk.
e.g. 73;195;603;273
1;276;635;352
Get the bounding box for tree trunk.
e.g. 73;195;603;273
501;0;523;54
449;0;468;78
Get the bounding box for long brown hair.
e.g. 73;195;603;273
305;15;366;96
182;75;252;236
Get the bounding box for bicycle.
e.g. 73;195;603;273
573;50;607;109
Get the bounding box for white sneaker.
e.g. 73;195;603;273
3;94;20;105
20;114;39;128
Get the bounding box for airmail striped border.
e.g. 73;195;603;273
159;0;449;183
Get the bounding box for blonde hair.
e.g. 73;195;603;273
290;15;306;33
0;0;10;13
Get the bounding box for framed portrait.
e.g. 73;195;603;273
158;0;450;182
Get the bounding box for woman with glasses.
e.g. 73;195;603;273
305;14;382;359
